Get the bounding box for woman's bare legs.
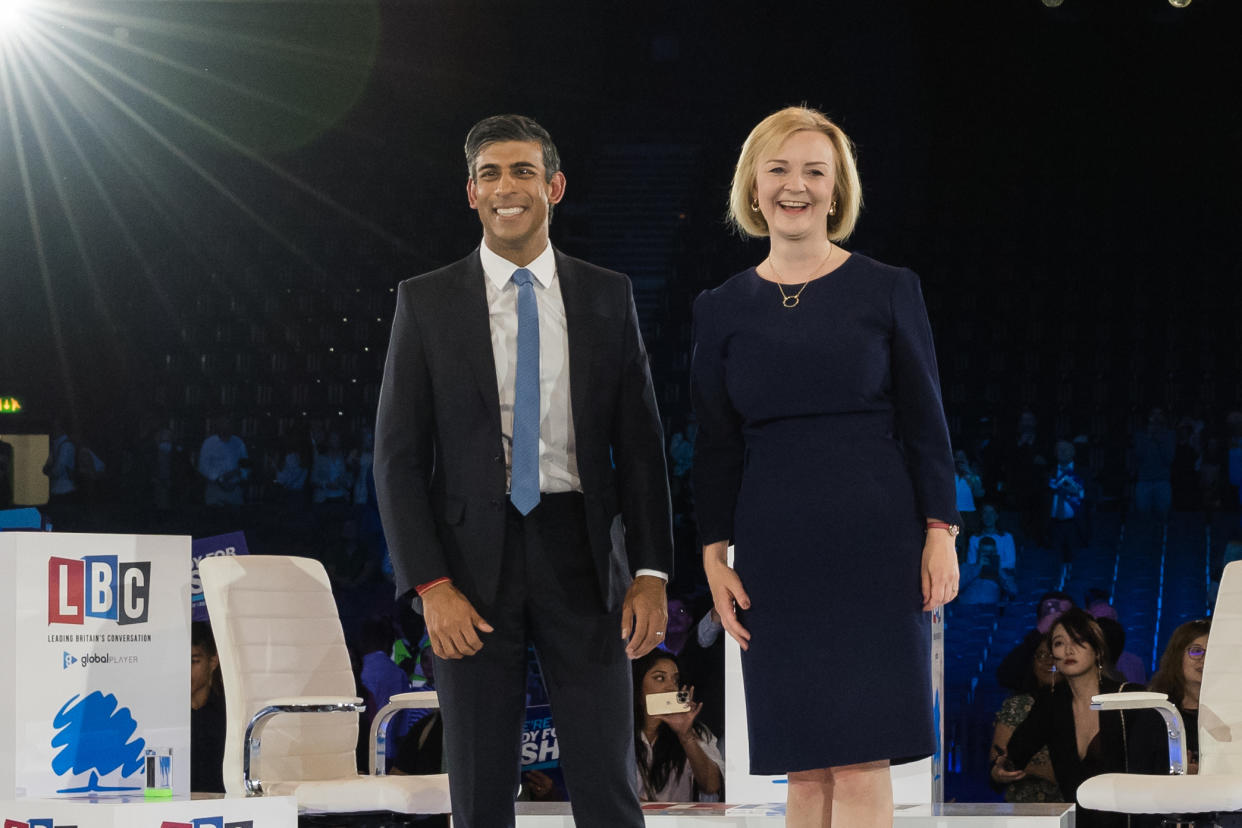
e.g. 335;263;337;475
786;760;893;828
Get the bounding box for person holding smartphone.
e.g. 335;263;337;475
632;651;723;802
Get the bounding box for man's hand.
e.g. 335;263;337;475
421;582;494;659
621;574;667;659
921;528;960;611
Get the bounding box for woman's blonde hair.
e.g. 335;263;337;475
728;106;862;241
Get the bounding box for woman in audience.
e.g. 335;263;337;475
991;609;1163;827
632;651;724;802
1148;618;1211;774
190;621;226;793
990;638;1063;802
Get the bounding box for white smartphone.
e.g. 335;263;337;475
646;689;692;716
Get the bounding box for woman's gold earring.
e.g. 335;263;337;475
828;201;838;216
750;198;760;213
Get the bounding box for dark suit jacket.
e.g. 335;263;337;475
374;247;673;612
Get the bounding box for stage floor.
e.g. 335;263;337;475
514;802;1075;827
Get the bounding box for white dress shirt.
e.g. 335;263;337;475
480;241;580;494
479;242;666;582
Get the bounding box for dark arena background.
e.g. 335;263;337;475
2;0;1241;805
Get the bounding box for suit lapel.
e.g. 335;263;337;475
452;250;503;433
556;249;593;439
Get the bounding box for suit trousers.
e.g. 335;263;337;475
433;493;645;828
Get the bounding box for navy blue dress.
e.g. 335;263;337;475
691;254;959;774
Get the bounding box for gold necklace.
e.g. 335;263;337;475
768;244;833;309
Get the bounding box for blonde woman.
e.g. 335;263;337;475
691;106;959;828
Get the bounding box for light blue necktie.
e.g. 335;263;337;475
509;267;540;515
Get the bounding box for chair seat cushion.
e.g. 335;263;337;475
1078;773;1242;814
266;773;451;814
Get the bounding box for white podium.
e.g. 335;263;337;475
0;532;191;799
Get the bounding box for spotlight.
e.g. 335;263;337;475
1041;0;1065;7
0;0;29;32
1168;0;1190;6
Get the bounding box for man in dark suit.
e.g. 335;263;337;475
374;114;673;828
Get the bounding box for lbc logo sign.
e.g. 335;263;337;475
47;555;151;626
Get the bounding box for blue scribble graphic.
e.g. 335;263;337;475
50;690;146;792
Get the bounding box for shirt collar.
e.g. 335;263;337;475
479;241;556;291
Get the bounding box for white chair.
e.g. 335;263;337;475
1078;559;1242;823
198;554;451;817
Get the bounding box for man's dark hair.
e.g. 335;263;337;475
464;114;561;182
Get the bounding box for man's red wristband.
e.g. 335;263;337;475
415;577;451;596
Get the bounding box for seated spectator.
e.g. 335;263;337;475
632;651;723;802
190;621;226;793
359;616;414;765
959;537;1003;606
677;598;726;746
1048;440;1087;582
990;609;1165;828
659;595;696;656
1085;591;1146;685
311;431;351;504
198;417;247;506
996;591;1074;691
968;503;1018;597
1148;618;1211;774
43;420;77;505
1133;408;1174;520
955;449;985;538
990;638;1063;803
274;440;309;496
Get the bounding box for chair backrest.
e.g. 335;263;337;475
1201;559;1242;776
199;555;359;795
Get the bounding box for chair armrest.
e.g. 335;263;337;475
387;691;440;709
1090;692;1188;775
245;696;366;795
370;690;441;776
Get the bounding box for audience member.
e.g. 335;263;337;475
190;621;226;793
659;595;696;656
350;427;375;506
632;651;723;802
42;420;77;504
311;430;350;504
358;616;414;764
1048;440;1087;582
990;609;1164;828
954;449;985;538
1148;618;1210;774
676;598;726;745
996;591;1074;691
959;537;1003;606
968;504;1018;597
990;638;1063;803
1002;410;1047;541
1084;592;1146;685
198;417;248;506
1133;408;1174;520
273;437;309;497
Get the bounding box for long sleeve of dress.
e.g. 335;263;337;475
889;270;961;525
690;290;744;545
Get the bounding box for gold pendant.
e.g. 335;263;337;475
782;295;799;308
